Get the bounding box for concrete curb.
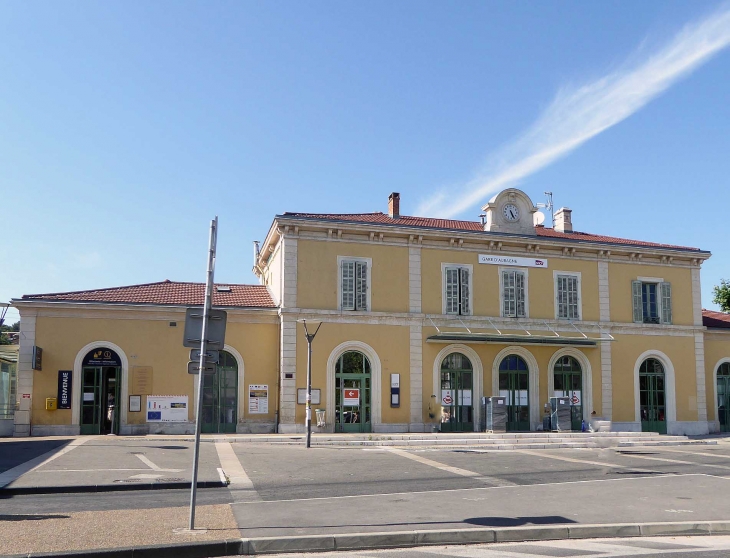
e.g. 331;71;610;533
0;480;227;496
7;520;730;558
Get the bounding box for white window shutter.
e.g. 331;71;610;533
459;267;470;315
341;261;355;310
516;271;526;317
445;267;459;314
557;275;566;318
502;270;514;317
660;282;672;324
632;280;643;323
356;261;368;311
568;276;578;319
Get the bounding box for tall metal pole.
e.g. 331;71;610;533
189;216;217;530
302;320;321;449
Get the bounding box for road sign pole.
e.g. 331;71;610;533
189;216;218;530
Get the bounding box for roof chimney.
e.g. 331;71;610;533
388;192;400;219
554;207;573;233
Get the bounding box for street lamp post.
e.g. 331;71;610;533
301;319;322;448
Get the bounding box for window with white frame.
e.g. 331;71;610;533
443;265;471;315
555;272;581;320
340;257;370;311
501;269;527;318
632;279;672;324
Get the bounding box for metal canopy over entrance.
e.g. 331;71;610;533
426;318;613;347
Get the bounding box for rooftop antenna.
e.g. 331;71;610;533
536;191;554;227
479;213;486;226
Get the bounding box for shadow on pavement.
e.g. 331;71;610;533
0;514;71;521
0;439;70;474
464;516;577;527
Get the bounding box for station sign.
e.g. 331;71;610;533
478;255;548;268
343;389;360;406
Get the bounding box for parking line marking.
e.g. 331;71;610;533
386;448;517;486
615;452;730;471
659;448;730;460
0;437;90;488
515;449;660;473
215;440;261;501
134;453;183;472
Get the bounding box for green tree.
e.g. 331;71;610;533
713;279;730;313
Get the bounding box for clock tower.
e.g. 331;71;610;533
482;188;539;235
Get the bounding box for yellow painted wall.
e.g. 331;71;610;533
610;334;697;422
296;239;409;313
608;263;694;325
420;249;600;321
704;332;730;422
293;322;411;425
31;313;279;426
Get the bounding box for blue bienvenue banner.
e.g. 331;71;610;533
478;254;548;268
57;370;72;409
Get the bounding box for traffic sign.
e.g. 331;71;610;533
183;308;227;348
188;361;216;375
189;349;219;364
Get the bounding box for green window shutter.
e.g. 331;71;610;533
660;282;672;324
355;261;368;311
632;280;643;323
341;260;355;310
445;267;459;314
459;267;470;315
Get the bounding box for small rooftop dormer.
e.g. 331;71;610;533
481;188;538;236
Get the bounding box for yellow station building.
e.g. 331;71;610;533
9;188;730;437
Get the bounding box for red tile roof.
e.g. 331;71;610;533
281;212;702;251
20;281;276;308
703;309;730;329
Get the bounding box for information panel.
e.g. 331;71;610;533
249;385;269;414
146;395;189;422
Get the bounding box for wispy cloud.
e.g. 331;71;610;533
416;4;730;218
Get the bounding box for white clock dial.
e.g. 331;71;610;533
503;204;520;221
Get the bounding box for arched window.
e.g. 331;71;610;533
554;356;583;430
499;355;529;431
440;353;473;432
639;358;666;434
717;362;730;432
335;351;371;433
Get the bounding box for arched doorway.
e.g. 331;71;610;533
202;350;238;434
439;353;473;432
80;348;121;435
335;351;371;433
639;358;666;434
553;356;583;431
717;362;730;433
499;355;529;431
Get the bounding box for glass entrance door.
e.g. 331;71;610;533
80;366;120;435
553;356;583;431
440;353;473;432
640;358;667;434
717;363;730;433
335;351;371;433
202;351;238;434
499;355;530;431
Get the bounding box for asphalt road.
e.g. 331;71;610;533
5;439;730;540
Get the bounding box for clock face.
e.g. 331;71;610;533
503;203;520;221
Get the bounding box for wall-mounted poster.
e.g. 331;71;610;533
249;385;268;414
146;395;188;422
57;370;72;409
129;395;142;413
297;388;321;405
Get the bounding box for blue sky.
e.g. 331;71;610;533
2;1;729;325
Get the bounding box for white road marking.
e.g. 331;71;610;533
129;473;164;479
615;451;730;471
35;468;149;473
515;449;660;473
133;453;182;472
385;447;517;486
217;467;228;484
0;437;90;487
215;440;260;501
660;447;730;460
232;473;699;505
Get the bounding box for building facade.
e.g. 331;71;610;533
9;188;730;436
